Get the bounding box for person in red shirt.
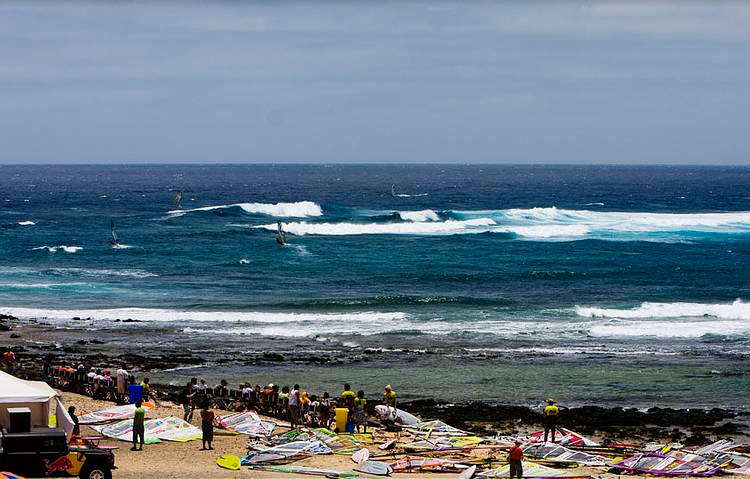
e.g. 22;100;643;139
508;440;524;479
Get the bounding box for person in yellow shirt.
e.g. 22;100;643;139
383;385;397;408
543;399;559;443
353;390;367;433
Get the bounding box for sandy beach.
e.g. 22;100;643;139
54;389;750;479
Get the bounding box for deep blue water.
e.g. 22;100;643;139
1;164;749;407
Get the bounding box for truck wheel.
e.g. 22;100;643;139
79;463;112;479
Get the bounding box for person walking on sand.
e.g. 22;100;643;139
508;439;524;479
289;384;301;429
200;401;215;450
383;385;397;408
544;398;559;443
131;400;145;451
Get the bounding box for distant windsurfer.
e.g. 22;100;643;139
391;184;397;197
276;221;286;245
109;219;120;246
174;188;186;209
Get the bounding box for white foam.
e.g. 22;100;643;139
111;244;134;249
30;245;82;253
256;218;496;236
466;207;750;235
47;268;157;279
167;201;322;218
589;319;750;338
0;282;88;290
398;210;440;222
575;299;750;320
0;307;406;324
239;258;250;264
17;220;35;226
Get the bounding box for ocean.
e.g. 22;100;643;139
1;164;749;409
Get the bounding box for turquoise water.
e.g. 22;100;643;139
2;164;750;407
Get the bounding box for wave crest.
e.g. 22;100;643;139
398;210;440;222
31;245;82;253
257;219;495;236
575;299;750;320
168;201;322;218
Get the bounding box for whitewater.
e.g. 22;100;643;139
4;164;750;408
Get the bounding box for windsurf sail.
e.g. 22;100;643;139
479;462;592;478
276;220;286;245
612;453;721;476
78;403;154;425
214;411;275;438
523;443;609;466
90;415;201;443
174;188;186;209
528;427;599;447
109;219;119;245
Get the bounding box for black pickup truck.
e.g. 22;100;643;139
0;427;115;479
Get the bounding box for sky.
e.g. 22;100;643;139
1;1;749;165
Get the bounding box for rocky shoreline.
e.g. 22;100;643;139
2;312;749;444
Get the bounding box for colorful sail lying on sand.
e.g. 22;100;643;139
402;435;485;451
252;465;358;477
242;440;332;465
78;403;155;425
612;453;721;476
686;441;750;474
523;442;609;466
402;420;468;436
528;427;599;447
390;456;470;473
214;411;275;437
479;462;592;478
91;416;201;443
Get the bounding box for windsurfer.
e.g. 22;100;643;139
276;221;286;245
109;219;119;246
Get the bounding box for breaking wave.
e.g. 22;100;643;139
257;219;496;236
30;245;82;253
17;220;35;226
588;319;750;338
398;210;440;222
167;201;322;218
575;299;750;320
0;307;405;325
251;206;750;240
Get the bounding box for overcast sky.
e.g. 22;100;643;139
1;1;749;164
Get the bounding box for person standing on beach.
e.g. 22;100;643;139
179;382;196;422
116;368;128;404
543;399;559;443
200;401;215;450
354;390;367;433
383;385;397;408
289;384;301;429
508;439;524;479
132;400;145;451
68;406;80;437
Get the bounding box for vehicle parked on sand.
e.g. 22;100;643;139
0;427;115;479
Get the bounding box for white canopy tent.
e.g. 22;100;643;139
0;370;57;429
